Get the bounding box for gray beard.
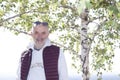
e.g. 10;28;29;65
34;46;41;51
33;41;45;51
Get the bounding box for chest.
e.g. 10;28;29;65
31;50;43;63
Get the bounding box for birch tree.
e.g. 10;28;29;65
80;8;90;80
0;0;120;80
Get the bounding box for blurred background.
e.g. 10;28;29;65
0;0;120;80
0;28;120;80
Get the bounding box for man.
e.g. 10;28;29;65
17;21;68;80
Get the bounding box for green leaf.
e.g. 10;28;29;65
109;5;119;15
85;0;92;9
0;10;4;16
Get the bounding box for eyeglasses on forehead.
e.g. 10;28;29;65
33;21;48;26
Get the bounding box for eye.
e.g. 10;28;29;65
34;31;38;35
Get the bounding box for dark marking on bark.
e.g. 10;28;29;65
82;56;86;68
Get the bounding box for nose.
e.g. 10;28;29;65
37;33;42;37
36;33;44;41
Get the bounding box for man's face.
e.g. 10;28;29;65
31;25;49;44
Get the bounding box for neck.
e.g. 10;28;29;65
34;42;45;51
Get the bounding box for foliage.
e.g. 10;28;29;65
0;0;120;79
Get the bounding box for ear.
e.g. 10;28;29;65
47;31;49;37
28;31;33;37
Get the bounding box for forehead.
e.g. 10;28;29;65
33;25;48;32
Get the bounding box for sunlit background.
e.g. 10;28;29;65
0;27;120;80
0;0;120;80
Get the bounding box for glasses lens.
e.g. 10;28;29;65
34;21;41;25
33;21;48;27
42;22;48;26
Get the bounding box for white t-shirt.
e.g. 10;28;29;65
17;39;68;80
27;48;46;80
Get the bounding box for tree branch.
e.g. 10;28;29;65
91;19;107;42
59;5;76;11
0;5;76;25
6;26;29;35
88;16;106;23
0;9;46;24
3;26;78;56
0;5;76;24
51;41;78;55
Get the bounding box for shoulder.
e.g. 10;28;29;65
51;45;60;48
45;44;60;48
21;48;32;57
46;45;60;50
43;45;60;54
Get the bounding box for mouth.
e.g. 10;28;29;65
36;38;44;43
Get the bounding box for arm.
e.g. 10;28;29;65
58;49;68;80
16;59;21;80
16;50;27;80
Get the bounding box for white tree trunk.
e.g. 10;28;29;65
80;9;90;80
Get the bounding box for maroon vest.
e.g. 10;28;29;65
20;45;60;80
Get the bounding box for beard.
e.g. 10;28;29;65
33;38;47;50
36;38;44;43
